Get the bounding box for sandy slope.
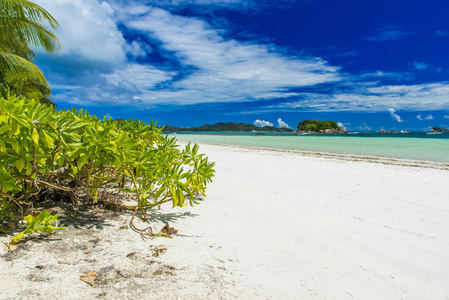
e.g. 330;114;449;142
1;142;449;299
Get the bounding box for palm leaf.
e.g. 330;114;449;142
0;49;47;83
5;68;50;99
0;0;59;100
0;0;61;54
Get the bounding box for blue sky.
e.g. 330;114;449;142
33;0;449;131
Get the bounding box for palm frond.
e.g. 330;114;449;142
0;0;61;54
0;49;48;84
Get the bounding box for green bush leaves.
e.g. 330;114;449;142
0;94;215;239
10;210;66;245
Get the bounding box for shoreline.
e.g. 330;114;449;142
177;140;449;170
2;142;449;299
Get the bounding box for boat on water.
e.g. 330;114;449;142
426;132;443;135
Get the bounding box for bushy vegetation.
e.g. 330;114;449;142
0;1;216;245
0;95;215;241
297;120;340;132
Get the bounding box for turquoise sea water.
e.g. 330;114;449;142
172;132;449;163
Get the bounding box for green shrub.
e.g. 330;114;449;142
0;94;215;240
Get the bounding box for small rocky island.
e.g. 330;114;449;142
297;120;343;133
431;127;449;132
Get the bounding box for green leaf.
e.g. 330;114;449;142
177;188;184;207
12;121;20;136
40;130;54;148
25;162;33;175
53;150;62;161
119;188;136;194
10;232;26;244
15;158;26;172
77;153;89;170
32;128;39;145
24;214;35;224
10;210;65;245
11;115;30;128
34;210;50;225
171;186;178;208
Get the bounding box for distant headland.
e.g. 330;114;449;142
160;121;447;134
161;120;347;133
161;122;294;132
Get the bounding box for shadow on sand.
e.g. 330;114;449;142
144;211;198;223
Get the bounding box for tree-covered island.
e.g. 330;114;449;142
297;120;343;133
431;127;449;132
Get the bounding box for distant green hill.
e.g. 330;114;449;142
297;120;341;132
162;122;294;132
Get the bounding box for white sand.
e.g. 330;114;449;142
1;142;449;299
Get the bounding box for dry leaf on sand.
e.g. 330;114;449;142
3;242;17;252
80;271;96;286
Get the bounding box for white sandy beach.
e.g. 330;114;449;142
1;142;449;299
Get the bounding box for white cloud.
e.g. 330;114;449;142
337;122;346;130
34;0;127;66
110;0;294;13
412;61;429;70
121;7;340;105
41;2;341;107
425;114;434;120
135;0;245;7
277;118;289;128
410;61;442;73
364;27;413;42
355;123;372;131
417;114;423;121
126;41;152;57
434;30;449;37
254;119;273;127
444;115;449;119
30;0;449;113
252;82;449;113
358;70;410;80
104;64;175;90
51;76;143;106
388;108;403;123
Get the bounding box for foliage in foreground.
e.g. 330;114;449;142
10;209;66;245
0;94;215;242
